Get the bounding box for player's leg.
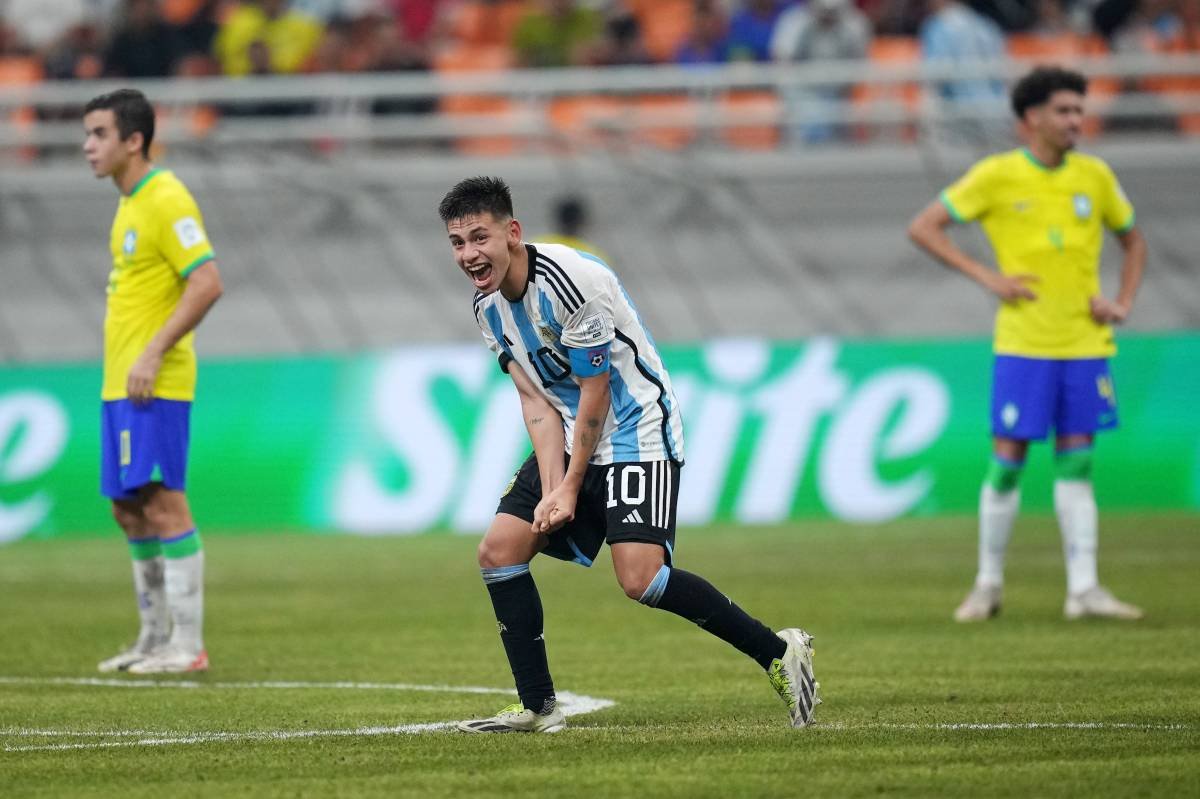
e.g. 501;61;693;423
97;497;171;672
98;398;170;672
605;461;818;727
128;485;209;673
1054;360;1141;620
956;355;1050;622
459;455;563;733
119;399;208;673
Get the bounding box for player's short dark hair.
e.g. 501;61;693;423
84;88;155;157
1011;66;1087;119
438;176;514;225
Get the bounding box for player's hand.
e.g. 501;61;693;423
532;484;577;535
987;273;1039;303
1090;295;1129;325
126;351;162;405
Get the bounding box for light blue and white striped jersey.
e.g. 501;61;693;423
474;242;684;466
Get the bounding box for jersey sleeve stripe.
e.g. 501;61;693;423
1114;211;1135;234
939;191;966;223
180;252;215;277
535;254;586;307
535;266;580;313
614;329;681;464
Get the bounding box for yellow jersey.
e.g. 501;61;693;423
102;169;215;401
940;148;1135;358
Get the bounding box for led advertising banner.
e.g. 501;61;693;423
1;335;1195;543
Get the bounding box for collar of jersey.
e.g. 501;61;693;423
1020;148;1069;173
505;243;537;303
128;167;163;198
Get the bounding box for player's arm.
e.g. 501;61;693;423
508;361;567;499
1090;226;1146;325
126;261;224;402
907;199;1038;303
532;371;609;533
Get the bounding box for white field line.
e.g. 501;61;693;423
0;677;614;752
566;721;1193;732
0;676;517;694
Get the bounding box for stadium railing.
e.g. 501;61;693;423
2;53;1199;153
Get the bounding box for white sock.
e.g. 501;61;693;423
977;485;1019;587
131;556;170;648
164;551;205;653
1055;480;1099;596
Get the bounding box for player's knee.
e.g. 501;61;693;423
111;504;141;534
616;568;657;601
477;538;519;570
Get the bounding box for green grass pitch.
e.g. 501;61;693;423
1;513;1197;798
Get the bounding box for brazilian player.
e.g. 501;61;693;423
83;89;224;672
908;66;1147;622
440;177;819;732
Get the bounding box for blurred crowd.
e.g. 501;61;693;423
0;0;1196;83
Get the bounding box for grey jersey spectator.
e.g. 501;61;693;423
770;0;870;63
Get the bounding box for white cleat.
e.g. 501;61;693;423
768;628;820;728
1064;586;1144;620
97;636;167;673
457;702;566;733
126;646;209;674
954;584;1002;622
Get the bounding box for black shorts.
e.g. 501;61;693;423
496;452;680;568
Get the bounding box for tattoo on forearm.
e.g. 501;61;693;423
530;416;544;425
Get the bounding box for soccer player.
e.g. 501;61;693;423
439;177;819;732
83;89;224;673
907;66;1147;622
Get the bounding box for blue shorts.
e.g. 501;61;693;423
991;355;1118;441
100;399;191;500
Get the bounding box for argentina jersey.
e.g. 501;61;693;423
474;243;684;466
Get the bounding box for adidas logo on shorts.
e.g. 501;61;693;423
622;509;644;525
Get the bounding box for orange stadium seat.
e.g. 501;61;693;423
631;0;693;63
1134;35;1200;135
852;36;922;142
451;0;530;47
0;56;44;162
629;93;697;150
548;95;625;150
434;43;522;155
719;90;781;150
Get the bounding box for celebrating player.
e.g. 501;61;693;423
84;89;223;673
440;176;818;732
908;66;1147;622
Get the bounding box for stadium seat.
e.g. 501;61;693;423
548;95;625;150
631;0;694;63
0;57;44;162
719;90;781;150
1134;36;1200;135
451;0;530;47
629;93;698;150
852;36;922;142
434;43;522;155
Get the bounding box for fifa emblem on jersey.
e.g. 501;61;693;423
122;229;137;255
1001;402;1019;430
1073;193;1092;220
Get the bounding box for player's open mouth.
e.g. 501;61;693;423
467;263;493;286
